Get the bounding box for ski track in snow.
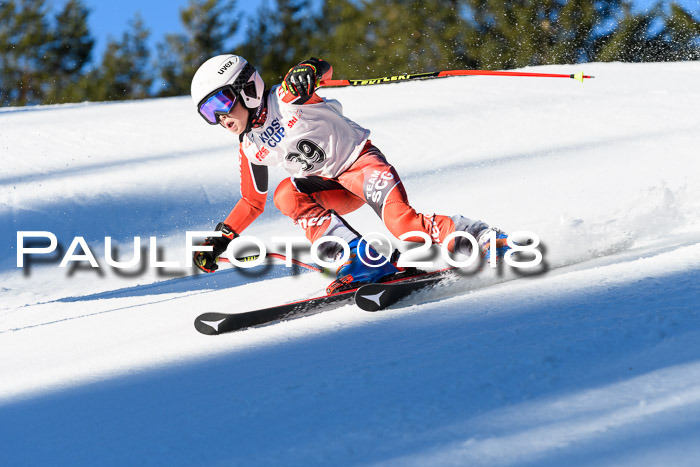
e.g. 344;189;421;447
1;62;700;466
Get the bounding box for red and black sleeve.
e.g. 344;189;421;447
223;149;268;234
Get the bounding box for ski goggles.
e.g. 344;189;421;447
197;86;238;125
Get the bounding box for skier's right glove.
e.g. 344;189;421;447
193;222;238;273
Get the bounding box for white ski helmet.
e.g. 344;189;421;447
191;55;265;114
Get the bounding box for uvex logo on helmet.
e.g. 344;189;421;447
218;61;234;74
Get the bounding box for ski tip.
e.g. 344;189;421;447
194;313;229;335
355;284;387;312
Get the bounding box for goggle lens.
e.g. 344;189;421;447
198;87;237;124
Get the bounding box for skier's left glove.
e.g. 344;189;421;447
284;62;318;97
193;222;238;273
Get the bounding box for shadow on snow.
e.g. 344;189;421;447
2;267;700;466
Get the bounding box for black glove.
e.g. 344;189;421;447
284;62;318;97
193;222;238;273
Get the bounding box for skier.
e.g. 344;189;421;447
191;54;510;292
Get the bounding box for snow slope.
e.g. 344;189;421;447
1;61;700;466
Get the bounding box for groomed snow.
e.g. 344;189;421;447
1;61;699;466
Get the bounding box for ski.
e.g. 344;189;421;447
194;268;455;335
194;287;358;335
354;268;456;312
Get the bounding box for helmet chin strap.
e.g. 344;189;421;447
239;89;270;141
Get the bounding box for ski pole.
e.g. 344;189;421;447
319;69;594;88
218;253;326;273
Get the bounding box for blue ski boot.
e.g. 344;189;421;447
477;228;511;262
450;216;512;263
326;238;399;294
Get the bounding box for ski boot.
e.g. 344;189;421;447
326;238;399;294
477;227;511;262
451;216;511;263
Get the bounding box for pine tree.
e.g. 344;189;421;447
87;14;152;101
156;0;238;97
306;0;366;77
594;3;661;62
660;3;700;60
312;0;472;79
43;0;94;104
461;0;624;69
594;2;700;62
0;0;52;106
0;2;17;103
237;0;317;85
